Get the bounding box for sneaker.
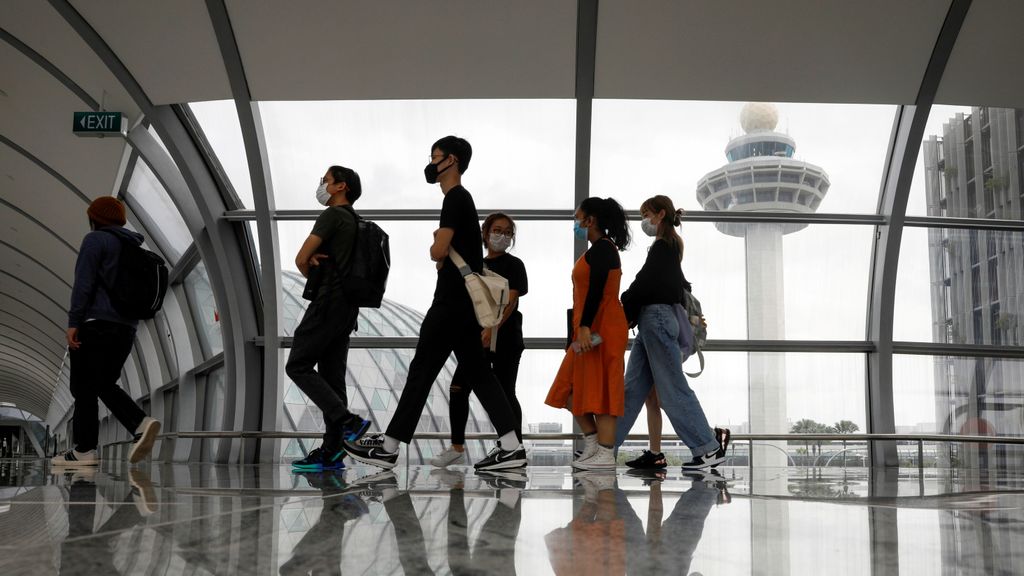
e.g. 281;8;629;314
573;445;616;470
681;447;726;470
430;446;467;468
474;446;527;471
430;467;466;488
129;417;161;464
129;469;158;516
344;434;398;469
350;470;399;502
573;434;599;464
625;449;667;469
292;447;347;471
294;469;348;491
51;449;99;467
340;414;372;443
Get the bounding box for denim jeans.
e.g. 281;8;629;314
615;304;719;456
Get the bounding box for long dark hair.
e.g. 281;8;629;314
640;195;685;262
579;197;630;251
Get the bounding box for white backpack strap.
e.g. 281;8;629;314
685;349;705;378
448;249;474;277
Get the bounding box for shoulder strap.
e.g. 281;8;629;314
448;249;474;278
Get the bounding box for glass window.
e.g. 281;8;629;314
183;260;224;358
591;100;896;213
894;228;1024;345
259;100;576;209
189;100;255;209
126;159;192;262
910;105;1024;220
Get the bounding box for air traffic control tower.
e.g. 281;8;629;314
696;103;831;466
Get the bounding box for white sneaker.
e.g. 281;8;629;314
51;449;99;467
573;434;598;465
573;445;616;470
430;446;466;467
129;417;161;464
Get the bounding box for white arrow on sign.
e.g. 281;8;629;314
80;116;86;128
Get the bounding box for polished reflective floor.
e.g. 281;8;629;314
1;460;1023;575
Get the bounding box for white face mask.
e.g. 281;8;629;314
315;182;331;206
641;217;658;237
489;233;512;253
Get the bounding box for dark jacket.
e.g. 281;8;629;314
68;226;145;329
620;239;691;326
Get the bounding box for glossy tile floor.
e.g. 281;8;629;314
1;460;1023;575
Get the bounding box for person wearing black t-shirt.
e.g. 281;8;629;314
432;212;529;467
345;136;525;471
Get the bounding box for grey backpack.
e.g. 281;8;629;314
675;289;707;377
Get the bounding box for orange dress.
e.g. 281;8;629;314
545;241;629;416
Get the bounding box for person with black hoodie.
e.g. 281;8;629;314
53;197;160;467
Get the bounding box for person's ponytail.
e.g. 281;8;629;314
579;197;631;251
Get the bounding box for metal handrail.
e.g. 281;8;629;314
107;431;1024;445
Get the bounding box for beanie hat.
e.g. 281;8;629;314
87;196;126;227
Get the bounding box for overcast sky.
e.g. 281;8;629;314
191;99;975;435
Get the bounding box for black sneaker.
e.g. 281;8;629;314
477;468;528;489
350;470;399;502
626;468;667;485
344;433;398;469
474;446;527;471
625;449;667;469
715;427;731;455
681;446;726;470
340;414;372;443
294;469;348;491
292;447;347;471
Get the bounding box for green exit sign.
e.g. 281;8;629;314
73;112;126;137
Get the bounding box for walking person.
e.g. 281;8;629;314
53;197;161;466
286;166;372;472
616;195;728;470
432;212;528;467
345;136;525;471
545;197;631;471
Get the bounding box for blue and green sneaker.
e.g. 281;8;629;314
291;446;346;471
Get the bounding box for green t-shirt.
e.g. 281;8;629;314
310;205;357;299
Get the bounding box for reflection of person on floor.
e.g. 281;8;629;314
626;474;727;575
545;474;628;576
446;473;523;576
382;490;436;576
60;470;151;575
280;472;368;576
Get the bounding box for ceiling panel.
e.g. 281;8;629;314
935;0;1024;107
594;0;950;103
70;0;231;105
226;0;577;101
2;0;140;119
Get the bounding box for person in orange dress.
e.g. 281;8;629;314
545;197;631;470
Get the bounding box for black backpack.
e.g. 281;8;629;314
340;206;390;308
99;229;169;320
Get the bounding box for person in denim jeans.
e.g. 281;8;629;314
618;195;728;470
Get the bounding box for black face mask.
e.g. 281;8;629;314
424;155;453;184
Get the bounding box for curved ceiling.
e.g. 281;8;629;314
2;0;1024;419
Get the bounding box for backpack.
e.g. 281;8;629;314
99;229;168;320
340;206;390;308
449;248;508;352
676;288;707;377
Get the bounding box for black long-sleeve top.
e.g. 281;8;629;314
580;239;620;328
620;239;691;326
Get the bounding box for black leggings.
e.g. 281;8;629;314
449;348;523;445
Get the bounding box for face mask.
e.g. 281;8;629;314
573;219;588;240
424;155;453;184
315;182;331;206
489;233;512;252
641;217;658;237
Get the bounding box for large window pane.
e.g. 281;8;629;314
189;100;255;209
126;159;191;262
894;354;1024;471
910;105;1024;220
182;261;224;358
591;100;896;214
278;220;573;338
260;100;576;209
894;227;1023;344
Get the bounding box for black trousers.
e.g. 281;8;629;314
386;300;515;443
286;295;360;448
69;320;146;452
449;346;523;445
